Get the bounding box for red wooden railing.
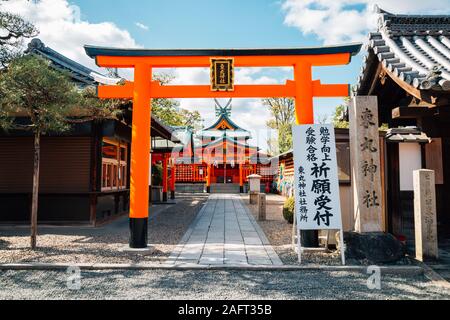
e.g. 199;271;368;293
175;163;273;183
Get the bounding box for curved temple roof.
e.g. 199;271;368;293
26;39;124;87
84;44;362;59
357;6;450;94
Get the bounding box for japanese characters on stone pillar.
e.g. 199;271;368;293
349;96;383;233
413;169;439;261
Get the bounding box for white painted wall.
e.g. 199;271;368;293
399;143;422;191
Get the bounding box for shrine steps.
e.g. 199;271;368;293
210;183;241;194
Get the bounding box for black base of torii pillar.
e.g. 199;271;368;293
129;218;148;248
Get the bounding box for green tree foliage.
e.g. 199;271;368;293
332;101;350;129
151;163;163;186
331;97;389;131
263;98;295;154
152;73;202;129
0;55;80;132
0;1;38;66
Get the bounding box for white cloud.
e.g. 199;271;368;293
0;0;140;71
281;0;450;45
135;22;149;31
0;0;276;150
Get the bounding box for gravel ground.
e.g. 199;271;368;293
243;194;345;265
0;269;449;300
242;194;419;267
0;194;207;265
243;194;292;247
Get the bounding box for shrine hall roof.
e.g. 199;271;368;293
27;39;123;87
202;114;250;133
201;136;259;150
356;6;450;94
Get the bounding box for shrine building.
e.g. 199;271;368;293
173;99;273;194
356;6;450;241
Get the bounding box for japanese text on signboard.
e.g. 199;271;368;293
210;58;234;91
293;124;342;230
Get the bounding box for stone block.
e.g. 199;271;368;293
414;169;439;261
343;231;405;263
249;192;259;205
257;193;266;221
349;96;384;232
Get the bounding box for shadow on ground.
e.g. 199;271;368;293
0;269;448;300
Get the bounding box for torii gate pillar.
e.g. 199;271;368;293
129;63;152;248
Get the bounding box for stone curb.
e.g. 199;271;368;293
418;262;450;288
0;263;424;275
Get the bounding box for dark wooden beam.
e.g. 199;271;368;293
392;106;435;119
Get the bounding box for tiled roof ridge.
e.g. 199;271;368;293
377;7;450;19
26;38;124;86
356;6;450;94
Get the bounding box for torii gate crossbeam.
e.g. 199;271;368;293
85;45;361;248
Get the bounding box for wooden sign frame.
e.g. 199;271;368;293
210;58;234;91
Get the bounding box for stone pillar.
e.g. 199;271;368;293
248;174;261;204
349;96;383;232
413;169;439;261
257;193;266;221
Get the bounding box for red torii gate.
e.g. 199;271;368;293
85;45;361;248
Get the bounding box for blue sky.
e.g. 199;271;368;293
74;0;319;48
3;0;450;151
71;0;361;144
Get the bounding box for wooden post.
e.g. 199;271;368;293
206;163;211;193
162;153;168;202
349;96;383;233
170;161;176;200
239;163;244;193
129;63;152;248
413;169;439;261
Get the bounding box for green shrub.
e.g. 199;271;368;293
283;197;295;224
152;164;163;186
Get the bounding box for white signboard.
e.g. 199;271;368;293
293;124;342;230
293;124;345;265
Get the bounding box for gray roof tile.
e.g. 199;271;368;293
25;38;123;87
356;7;450;94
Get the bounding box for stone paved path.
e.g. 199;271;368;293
165;194;282;266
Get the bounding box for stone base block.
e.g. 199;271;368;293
342;232;405;263
249;192;259;205
119;245;156;256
